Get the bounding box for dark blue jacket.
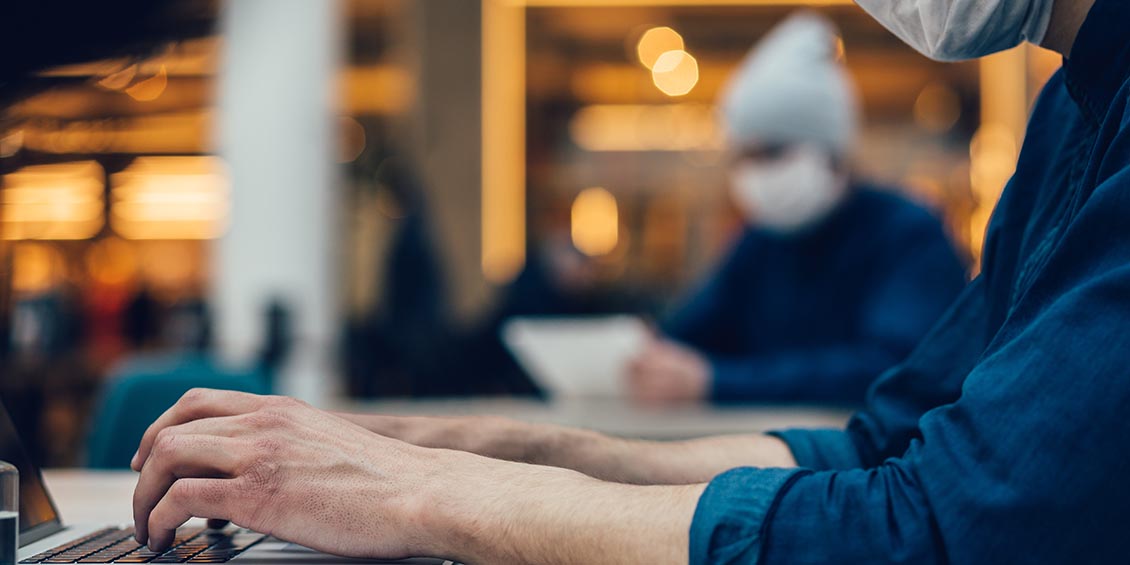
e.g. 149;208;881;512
665;187;966;405
690;0;1130;562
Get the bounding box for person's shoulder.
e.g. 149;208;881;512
850;184;938;222
848;184;951;242
729;225;770;254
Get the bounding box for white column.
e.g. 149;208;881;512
213;0;342;404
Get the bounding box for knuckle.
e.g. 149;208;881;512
252;436;284;456
245;410;285;430
152;430;180;457
180;387;210;406
167;480;195;504
241;459;281;494
270;395;301;408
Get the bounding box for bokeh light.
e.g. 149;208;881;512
125;64;168;102
338;116;367;163
968;123;1018;256
914;82;962;134
110;156;230;240
651;50;699;97
1;161;105;240
85;237;140;287
570;103;721;152
571;187;619;257
11;243;66;294
636;26;684;70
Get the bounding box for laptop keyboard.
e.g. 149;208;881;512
21;527;265;564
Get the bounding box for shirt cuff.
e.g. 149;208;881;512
689;467;811;565
768;428;862;471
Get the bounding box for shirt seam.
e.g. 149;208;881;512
755;470;815;564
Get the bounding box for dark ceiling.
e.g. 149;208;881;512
0;0;218;104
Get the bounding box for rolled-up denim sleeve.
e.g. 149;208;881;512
767;428;862;470
689;467;811;565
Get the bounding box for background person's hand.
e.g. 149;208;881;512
627;339;711;405
130;389;453;559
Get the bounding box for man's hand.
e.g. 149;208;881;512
627;339;711;405
132;390;705;562
130;389;706;564
130;389;447;559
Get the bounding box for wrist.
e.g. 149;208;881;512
420;452;706;564
416;451;572;562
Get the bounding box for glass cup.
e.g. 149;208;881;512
0;461;16;565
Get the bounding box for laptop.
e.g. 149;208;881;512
0;401;458;565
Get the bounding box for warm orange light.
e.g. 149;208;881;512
0;130;23;158
970;47;1028;262
571;187;619;257
522;0;852;5
85;237;139;286
570;103;721;151
340;65;414;116
11;243;66;294
21;112;211;155
968;123;1018;257
636;27;684;70
651;50;699;96
125;64;168;102
482;0;527;283
97;63;139;91
1;161;105;240
914;82;962;133
339;116;367;163
834;36;846;62
110;156;230;240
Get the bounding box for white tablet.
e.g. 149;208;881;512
501;315;650;398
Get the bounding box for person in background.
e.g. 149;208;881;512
459;232;644;396
628;13;967;406
344;157;454;398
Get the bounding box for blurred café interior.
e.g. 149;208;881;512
0;0;1062;468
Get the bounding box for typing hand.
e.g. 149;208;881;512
626;339;711;405
130;389;445;559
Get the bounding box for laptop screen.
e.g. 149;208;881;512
0;399;61;545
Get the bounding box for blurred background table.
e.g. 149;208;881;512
334;398;852;440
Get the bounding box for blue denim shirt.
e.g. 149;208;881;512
664;188;965;405
689;0;1130;562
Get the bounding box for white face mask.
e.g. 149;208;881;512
854;0;1056;61
730;146;846;233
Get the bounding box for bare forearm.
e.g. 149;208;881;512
424;452;706;565
572;433;798;484
341;412;796;484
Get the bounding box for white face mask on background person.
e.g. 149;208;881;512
729;145;847;233
854;0;1056;61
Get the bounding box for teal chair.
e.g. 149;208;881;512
86;353;269;469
